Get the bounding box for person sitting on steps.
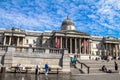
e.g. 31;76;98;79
101;65;107;72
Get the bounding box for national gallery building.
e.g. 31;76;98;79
0;17;120;60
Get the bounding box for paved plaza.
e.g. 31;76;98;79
72;73;120;80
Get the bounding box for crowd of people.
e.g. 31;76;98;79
15;63;50;75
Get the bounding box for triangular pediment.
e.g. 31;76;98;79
63;30;89;36
52;30;90;37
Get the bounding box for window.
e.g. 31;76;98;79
33;40;36;44
26;39;28;44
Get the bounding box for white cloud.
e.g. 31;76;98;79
0;6;59;30
93;0;120;32
0;0;120;37
87;14;98;19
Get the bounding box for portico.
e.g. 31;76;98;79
103;37;120;58
48;16;91;56
3;28;25;46
52;30;91;55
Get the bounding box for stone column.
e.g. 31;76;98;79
55;36;57;48
75;38;77;54
86;39;88;54
108;43;110;56
109;43;111;56
22;37;24;46
17;37;19;46
105;43;107;56
60;37;62;49
89;40;92;55
70;38;72;53
84;39;86;54
3;36;6;45
65;37;67;48
87;40;90;55
113;44;115;56
9;37;11;46
115;44;118;58
106;43;108;56
79;38;81;54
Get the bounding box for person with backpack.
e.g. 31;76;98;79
45;63;49;75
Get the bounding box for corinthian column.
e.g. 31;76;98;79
75;38;77;53
17;37;19;46
55;36;57;48
3;36;6;45
22;38;24;46
60;37;62;49
70;38;72;54
84;39;86;54
65;37;67;48
79;38;81;54
115;44;118;58
9;37;11;46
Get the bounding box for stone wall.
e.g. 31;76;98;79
0;47;70;73
12;55;61;68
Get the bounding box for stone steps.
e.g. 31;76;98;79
77;60;120;74
88;64;116;68
80;60;120;64
89;68;118;73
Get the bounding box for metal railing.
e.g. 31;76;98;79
77;60;90;74
0;45;8;52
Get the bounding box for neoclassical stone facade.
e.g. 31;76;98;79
0;17;120;60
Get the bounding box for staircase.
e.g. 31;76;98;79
71;60;120;75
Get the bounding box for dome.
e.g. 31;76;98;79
61;16;76;30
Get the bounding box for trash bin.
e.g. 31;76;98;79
1;67;6;73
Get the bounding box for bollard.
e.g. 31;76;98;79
1;67;6;73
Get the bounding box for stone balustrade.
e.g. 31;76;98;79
0;46;70;73
0;45;63;54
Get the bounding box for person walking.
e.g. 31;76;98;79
114;61;118;71
45;63;49;75
35;65;40;75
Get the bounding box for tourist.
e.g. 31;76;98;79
16;64;20;72
35;65;40;75
114;61;118;71
16;64;23;72
45;63;49;75
19;64;23;72
102;65;107;72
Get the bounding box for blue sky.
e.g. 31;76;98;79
0;0;120;38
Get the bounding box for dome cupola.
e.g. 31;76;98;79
61;16;76;30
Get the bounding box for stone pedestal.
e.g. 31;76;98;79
4;47;14;67
62;50;70;72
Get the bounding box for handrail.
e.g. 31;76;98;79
0;45;8;52
77;60;90;74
